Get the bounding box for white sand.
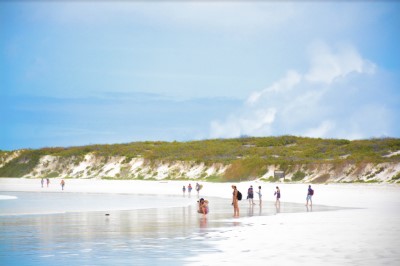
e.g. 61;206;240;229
1;178;399;265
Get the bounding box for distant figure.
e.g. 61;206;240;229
274;186;281;207
306;185;314;207
182;185;186;195
196;183;202;196
188;184;192;196
256;186;262;205
41;178;44;188
46;178;50;188
60;179;65;190
247;185;255;205
232;185;240;217
197;198;209;216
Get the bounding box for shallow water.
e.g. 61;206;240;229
0;192;344;265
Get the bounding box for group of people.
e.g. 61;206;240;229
183;182;203;196
230;184;314;217
40;178;65;190
244;184;279;207
40;178;50;188
245;185;262;205
197;184;314;218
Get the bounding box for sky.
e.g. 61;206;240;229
1;1;400;150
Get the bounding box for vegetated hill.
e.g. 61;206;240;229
1;136;400;183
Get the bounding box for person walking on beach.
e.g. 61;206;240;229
41;178;44;188
188;184;192;196
232;185;240;217
60;179;65;191
247;185;255;206
256;186;262;205
306;185;314;207
46;178;50;187
274;186;281;207
182;185;186;195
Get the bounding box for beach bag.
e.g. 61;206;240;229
237;191;242;200
310;189;314;196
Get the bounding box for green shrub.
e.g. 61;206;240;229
292;171;306;181
45;172;59;178
391;173;400;181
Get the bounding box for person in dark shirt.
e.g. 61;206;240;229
247;185;255;206
306;185;314;206
274;186;281;207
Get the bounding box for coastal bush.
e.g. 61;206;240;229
312;173;330;183
365;179;380;183
292;171;306;181
45;172;59;178
262;176;279;182
1;136;399;179
223;156;266;181
0;150;42;177
391;173;400;181
206;175;221;182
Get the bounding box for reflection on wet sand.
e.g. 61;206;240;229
200;217;207;229
0;192;347;265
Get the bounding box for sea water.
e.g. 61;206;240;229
0;192;343;265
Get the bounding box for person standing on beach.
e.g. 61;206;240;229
60;179;65;191
274;186;281;207
41;178;44;188
46;178;50;187
188;184;192;196
306;185;313;206
256;186;262;205
232;185;240;217
196;183;202;197
247;185;255;206
182;185;186;195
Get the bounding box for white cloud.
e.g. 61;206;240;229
246;70;302;105
210;42;386;140
210;108;276;138
305;41;376;84
304;120;335;138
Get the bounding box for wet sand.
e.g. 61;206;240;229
1;179;399;265
0;190;343;265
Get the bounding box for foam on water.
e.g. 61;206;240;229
0;195;18;200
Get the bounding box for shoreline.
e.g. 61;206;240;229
1;178;400;265
1;177;399;208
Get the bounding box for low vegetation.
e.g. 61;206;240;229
0;136;399;181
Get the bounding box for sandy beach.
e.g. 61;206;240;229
1;178;399;265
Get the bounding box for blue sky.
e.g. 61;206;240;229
1;1;399;150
